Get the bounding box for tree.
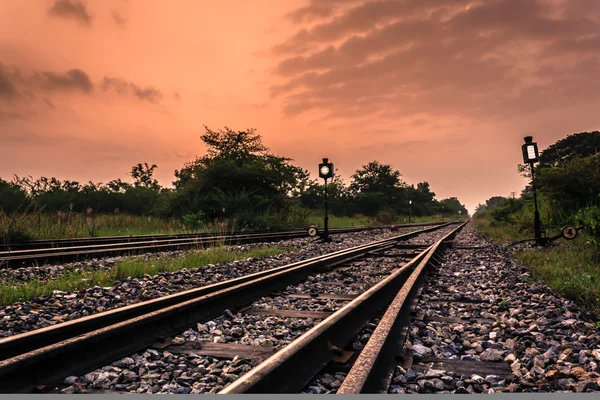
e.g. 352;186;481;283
173;126;302;224
349;161;404;196
536;154;600;212
474;203;486;215
538;131;600;168
0;178;29;213
439;197;468;216
404;182;437;216
349;161;406;216
129;163;159;190
486;196;508;209
200;126;267;162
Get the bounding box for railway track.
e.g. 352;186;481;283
219;220;467;394
0;222;443;268
0;221;460;393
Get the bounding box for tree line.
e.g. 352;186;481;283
1;126;468;231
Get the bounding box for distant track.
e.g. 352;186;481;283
0;222;445;268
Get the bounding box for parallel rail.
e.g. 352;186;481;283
219;220;468;394
0;221;457;393
0;222;444;268
0;222;443;251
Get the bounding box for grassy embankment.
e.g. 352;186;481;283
0;246;288;307
474;214;600;317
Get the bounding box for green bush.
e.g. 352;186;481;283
576;205;600;258
489;198;523;224
182;211;206;229
0;179;29;213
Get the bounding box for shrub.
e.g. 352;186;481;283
375;208;398;224
576;205;600;259
182;211;206;230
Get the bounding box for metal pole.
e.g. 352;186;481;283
409;204;411;222
530;163;542;246
324;178;329;241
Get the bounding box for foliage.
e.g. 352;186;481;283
172;126;302;226
129;163;160;190
473;131;600;318
0;179;29;214
576;206;600;257
349;161;405;196
438;197;468;216
1;125;470;238
535;154;600;213
514;238;600;316
489;198;525;224
538;131;600;168
375;208;398;224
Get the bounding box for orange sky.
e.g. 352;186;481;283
1;0;600;214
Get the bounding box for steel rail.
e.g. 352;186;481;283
219;220;467;394
0;222;444;251
0;222;456;393
0;222;449;361
337;220;469;393
0;223;446;268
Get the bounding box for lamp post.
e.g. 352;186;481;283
408;200;412;222
522;136;543;246
319;158;334;242
459;210;462;220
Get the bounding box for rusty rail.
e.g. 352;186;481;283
0;222;458;393
219;220;468;394
0;223;446;268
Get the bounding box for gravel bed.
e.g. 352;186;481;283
250;297;347;312
401;223;458;246
1;242;287;283
0;228;415;338
56;228;449;394
388;221;600;394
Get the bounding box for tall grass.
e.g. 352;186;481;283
514;237;600;316
1;210;460;243
474;213;600;317
0;210;196;242
0;246;289;306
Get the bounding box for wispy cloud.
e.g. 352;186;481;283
33;69;94;93
48;0;93;26
271;0;600;122
101;77;164;104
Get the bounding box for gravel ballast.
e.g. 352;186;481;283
388;222;600;394
0;227;421;338
54;226;455;394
